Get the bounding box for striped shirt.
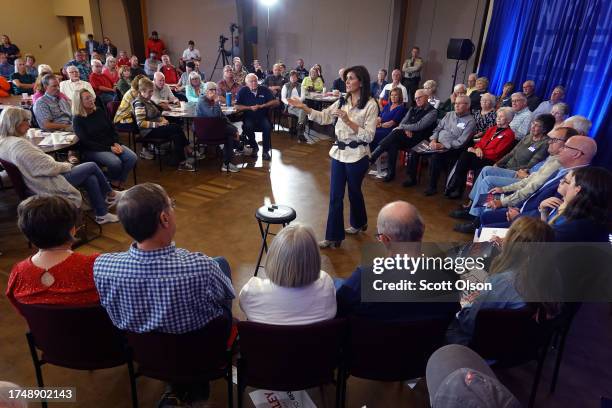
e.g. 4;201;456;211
93;242;235;334
33;93;73;130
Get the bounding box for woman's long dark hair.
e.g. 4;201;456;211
343;65;371;109
563;166;612;224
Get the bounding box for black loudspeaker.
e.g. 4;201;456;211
447;38;474;60
246;26;258;44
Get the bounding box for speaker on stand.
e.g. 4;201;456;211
447;38;475;89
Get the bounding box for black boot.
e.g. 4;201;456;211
370;146;385;164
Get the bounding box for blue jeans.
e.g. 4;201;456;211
326;156;369;241
62;162;111;216
83;146;137;183
243;115;272;152
468;166;519;217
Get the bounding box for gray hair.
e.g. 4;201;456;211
13;58;23;72
105;56;116;66
245;73;258;82
553;85;565;94
455;94;470;105
476;76;489;88
480;92;496;105
90;59;102;67
562;115;592;135
188;71;201;81
497;106;514;121
0;106;32;138
66;65;79;74
376;201;425;242
552;102;569;116
38;64;52;76
41;73;57;88
453;83;466;93
511;92;527;102
153;71;165;80
265;223;322;288
423;79;438;91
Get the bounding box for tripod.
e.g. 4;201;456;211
209;46;230;81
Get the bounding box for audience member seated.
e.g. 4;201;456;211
438;84;466;119
116;50;130;67
496;81;514;108
474;135;597;231
550;102;569;129
0;107;122;224
539;166;611;242
114;65;132;96
102;56;119;84
113;74;145;125
33;74;74;132
31;65;61;104
371;88;407;153
194;60;206;80
6;195;100;308
185;72;205;103
94;182;234;407
471;93;497;139
240;223;336;324
562;115;592;135
468;77;489;111
196;82;241;173
72;89;137;190
281;70;307;141
144;51;160;77
336;201;459;319
425;94;475;196
313;63;324;83
454;126;579;227
129;55;146;78
294;58;308;82
0;35;20;64
465;73;477;95
158;54;180;86
9;58;34;95
533;85;565;117
132;77;193;171
182;40;201;63
379;69;409;106
60;65;96;102
496;113;555;170
332;68;346;93
0;52;14;79
370;88;437;184
64;49;91;81
100;37;117;58
89;59;115;106
370;69;388;100
445;108;516;199
151;72;178;105
523;80;541;111
508;92;533;140
250;59;266;80
232;57;248;85
0;75;9;97
217;65;241;103
175;61;194;93
423;79;440;109
145;31;167;58
235;73;279;161
263;63;286;98
301;66;325;94
447;217;554;345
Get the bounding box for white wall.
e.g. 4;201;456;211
146;0;238;81
255;0;395;86
99;0;131;54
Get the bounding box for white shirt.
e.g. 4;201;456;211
239;271;337;325
182;48;200;61
379;83;409;102
59;79;96;102
281;84;303;105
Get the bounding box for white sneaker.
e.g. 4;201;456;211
105;190;125;208
95;213;119;225
221;163;240;173
139;148;154;160
345;224;368;234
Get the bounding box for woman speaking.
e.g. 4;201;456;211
288;65;378;248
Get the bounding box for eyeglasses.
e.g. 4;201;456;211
561;145;584;155
547;137;565;144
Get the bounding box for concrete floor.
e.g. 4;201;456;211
0;130;610;407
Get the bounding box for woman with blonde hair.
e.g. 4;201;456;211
102;55;119;84
72;88;137;189
239;223;337;324
423;79;440;109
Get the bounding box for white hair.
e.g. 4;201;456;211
511;92;527;101
480;92;496;105
497;106;514;121
453;83;466;93
38;64;52;75
188;71;201;81
90;59;103;67
0;107;32;138
562;115;592;135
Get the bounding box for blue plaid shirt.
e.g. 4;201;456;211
93;242;235;334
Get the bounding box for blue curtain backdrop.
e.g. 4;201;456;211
478;0;611;167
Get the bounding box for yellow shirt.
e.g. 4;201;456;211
308;97;378;163
301;76;324;93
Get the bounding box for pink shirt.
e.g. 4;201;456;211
102;67;119;84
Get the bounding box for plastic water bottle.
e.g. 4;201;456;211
226;92;232;107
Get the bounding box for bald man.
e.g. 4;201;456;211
471;135;597;231
336;201;459;319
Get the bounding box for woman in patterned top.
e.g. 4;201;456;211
472;92;497;140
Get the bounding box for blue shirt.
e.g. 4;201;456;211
64;60;92;81
93;242;235;334
370;80;388;99
33;93;73;130
0;62;14;79
236;85;274;121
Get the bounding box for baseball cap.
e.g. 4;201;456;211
426;345;522;408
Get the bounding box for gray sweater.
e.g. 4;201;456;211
0;136;81;206
430;111;476;149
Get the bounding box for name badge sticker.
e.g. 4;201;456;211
457;122;466;129
528;145;537;152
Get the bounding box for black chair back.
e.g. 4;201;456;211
16;302;127;369
0;158;31;200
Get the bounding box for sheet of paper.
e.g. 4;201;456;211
477;227;508;242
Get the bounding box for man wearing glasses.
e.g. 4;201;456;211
509;92;533;140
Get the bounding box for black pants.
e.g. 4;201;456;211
376;128;424;178
447;150;494;194
222;123;238;165
144;123;189;163
402;77;420;105
242;116;272;152
428;149;463;191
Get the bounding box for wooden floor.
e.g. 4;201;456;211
0;129;610;407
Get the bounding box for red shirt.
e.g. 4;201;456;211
159;65;179;84
89;72;114;94
145;38;166;58
474;126;516;162
102;67;119;84
117;57;130;67
6;253;100;307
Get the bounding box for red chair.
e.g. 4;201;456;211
236;319;347;408
0;158;31;200
192;117;228;170
14;302;136;408
125;317;234;408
